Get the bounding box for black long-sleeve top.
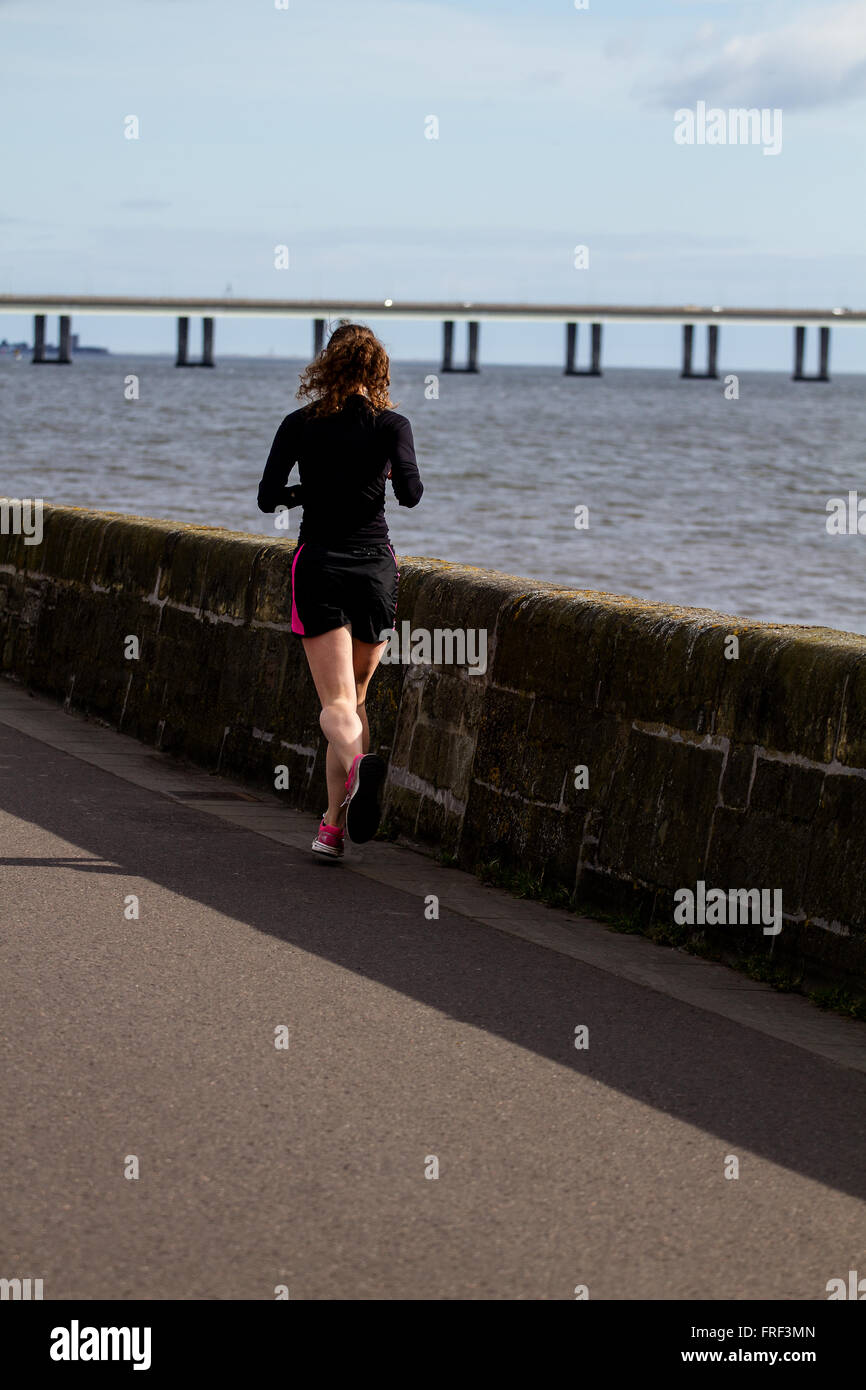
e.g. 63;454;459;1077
257;394;423;545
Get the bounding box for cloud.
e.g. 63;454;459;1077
644;1;866;111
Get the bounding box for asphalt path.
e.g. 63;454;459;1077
1;705;865;1300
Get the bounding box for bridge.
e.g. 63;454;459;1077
2;293;861;379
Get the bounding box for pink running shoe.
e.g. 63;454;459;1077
311;817;344;860
342;753;387;843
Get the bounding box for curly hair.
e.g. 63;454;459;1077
297;320;396;415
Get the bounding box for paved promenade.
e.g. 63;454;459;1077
1;680;864;1300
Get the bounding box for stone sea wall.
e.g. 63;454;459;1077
2;502;864;984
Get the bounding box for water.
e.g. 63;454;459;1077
2;354;864;634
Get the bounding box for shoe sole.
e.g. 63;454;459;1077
345;755;386;844
311;839;343;860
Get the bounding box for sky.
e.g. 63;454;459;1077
1;0;865;369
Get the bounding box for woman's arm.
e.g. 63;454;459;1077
387;416;423;507
257;414;305;512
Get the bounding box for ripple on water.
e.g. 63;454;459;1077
2;357;865;634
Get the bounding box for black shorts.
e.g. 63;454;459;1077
290;540;400;644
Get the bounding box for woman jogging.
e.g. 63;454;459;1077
257;321;423;860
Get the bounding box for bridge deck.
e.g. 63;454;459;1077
0;294;861;326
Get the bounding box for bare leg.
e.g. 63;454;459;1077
302;627;386;828
356;700;371;753
351;637;386;742
302;626;363;825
